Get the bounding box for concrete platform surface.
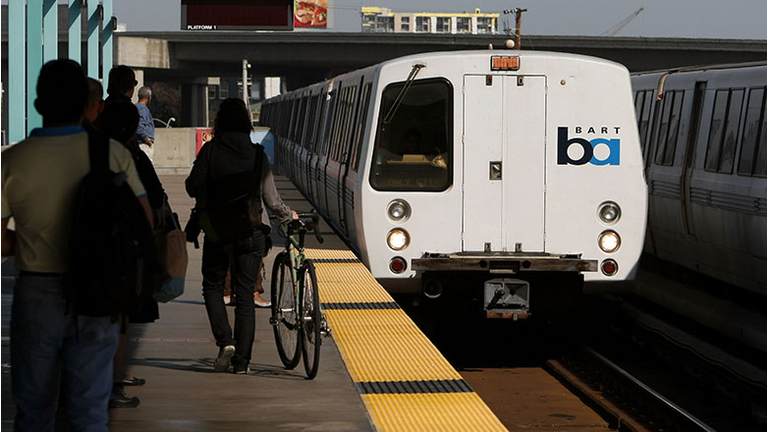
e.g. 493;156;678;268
1;175;373;431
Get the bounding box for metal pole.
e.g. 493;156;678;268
515;8;527;50
9;0;26;143
68;0;82;63
43;0;58;62
102;0;114;88
87;0;99;79
27;0;44;131
242;59;252;122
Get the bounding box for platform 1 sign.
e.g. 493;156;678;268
182;0;293;30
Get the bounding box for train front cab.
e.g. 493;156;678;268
364;52;648;319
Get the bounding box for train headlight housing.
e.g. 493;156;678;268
598;230;621;253
387;199;411;222
601;259;619;276
387;228;410;251
598;201;621;224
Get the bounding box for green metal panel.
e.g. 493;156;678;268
69;0;82;63
43;0;57;62
9;1;26;143
87;0;99;79
27;0;43;131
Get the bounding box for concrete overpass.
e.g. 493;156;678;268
114;31;765;127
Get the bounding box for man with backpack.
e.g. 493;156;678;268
186;98;296;374
1;59;151;431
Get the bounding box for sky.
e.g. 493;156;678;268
109;0;767;39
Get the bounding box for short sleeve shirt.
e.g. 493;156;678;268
1;127;146;272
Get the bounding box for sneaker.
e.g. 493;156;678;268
223;295;232;305
254;298;271;308
109;385;140;408
233;366;251;375
214;345;235;372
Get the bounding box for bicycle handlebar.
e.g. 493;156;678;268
294;212;324;245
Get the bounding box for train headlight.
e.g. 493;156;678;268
387;228;410;251
598;201;621;224
387;199;411;222
598;230;621;253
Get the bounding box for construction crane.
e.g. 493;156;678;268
601;7;644;36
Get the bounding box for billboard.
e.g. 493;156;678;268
182;0;293;30
294;0;327;28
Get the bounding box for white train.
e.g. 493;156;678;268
631;62;766;294
261;50;648;318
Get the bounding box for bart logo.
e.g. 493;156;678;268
557;127;621;166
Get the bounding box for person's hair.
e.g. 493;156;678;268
213;98;252;136
137;86;152;100
97;99;140;145
34;59;88;124
86;78;103;107
106;65;136;97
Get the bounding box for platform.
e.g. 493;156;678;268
1;174;506;431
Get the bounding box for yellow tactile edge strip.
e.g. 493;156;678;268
306;248;507;432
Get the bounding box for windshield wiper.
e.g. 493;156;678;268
383;63;425;125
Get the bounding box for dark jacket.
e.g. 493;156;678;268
185;131;292;228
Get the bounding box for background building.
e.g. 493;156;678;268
361;7;498;34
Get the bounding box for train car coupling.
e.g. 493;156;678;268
484;278;530;320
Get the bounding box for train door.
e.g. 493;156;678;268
462;75;546;252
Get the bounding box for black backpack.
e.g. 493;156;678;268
68;131;157;318
204;144;264;241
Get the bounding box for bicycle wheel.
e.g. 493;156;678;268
299;260;322;379
270;252;301;369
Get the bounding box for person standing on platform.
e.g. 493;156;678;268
105;65;137;104
186;98;296;374
1;59;150;432
135;86;156;163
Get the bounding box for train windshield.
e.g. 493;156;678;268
370;78;452;191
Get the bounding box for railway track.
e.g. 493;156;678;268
399;279;765;432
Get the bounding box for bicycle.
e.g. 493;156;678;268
269;211;330;379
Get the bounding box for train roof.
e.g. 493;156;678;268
265;50;631;101
632;60;766;77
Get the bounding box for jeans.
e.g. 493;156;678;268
202;230;265;370
11;275;119;432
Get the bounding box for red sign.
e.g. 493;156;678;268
195;128;213;155
294;0;327;28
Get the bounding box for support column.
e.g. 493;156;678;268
27;0;44;131
9;1;26;143
102;0;114;85
87;0;99;79
43;0;58;62
69;0;82;63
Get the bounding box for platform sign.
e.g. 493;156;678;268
182;0;293;30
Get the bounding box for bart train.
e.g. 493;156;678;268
261;50;648;318
631;62;766;294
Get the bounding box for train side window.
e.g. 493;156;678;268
665;91;685;165
639;90;653;151
738;87;767;177
718;89;744;174
370;78;452;192
634;91;644;122
351;83;373;172
314;90;328;153
704;90;729;172
654;93;674;165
